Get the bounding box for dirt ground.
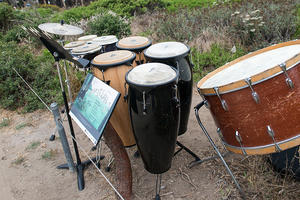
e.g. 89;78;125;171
0;86;242;200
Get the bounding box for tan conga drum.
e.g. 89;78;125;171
197;40;300;155
91;50;136;147
78;35;97;42
116;36;151;66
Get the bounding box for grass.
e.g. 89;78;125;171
12;155;25;165
0;118;10;128
15;122;31;130
41;149;57;160
26;141;41;150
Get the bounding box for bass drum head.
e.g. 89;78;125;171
117;36;151;51
92;50;136;69
78;35;97;41
144;41;190;59
93;35;118;45
126;63;178;87
64;41;85;50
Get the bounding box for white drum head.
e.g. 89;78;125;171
93;35;118;45
144;41;189;58
78;35;97;41
201;44;300;89
64;41;85;50
71;42;101;54
127;63;177;85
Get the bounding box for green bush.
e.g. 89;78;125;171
52;6;96;23
0;3;15;32
88;13;131;38
191;44;246;81
0;41;62;112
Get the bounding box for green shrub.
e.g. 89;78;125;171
52;6;96;23
88;13;131;38
0;41;62;112
191;44;246;81
0;3;15;32
38;4;60;12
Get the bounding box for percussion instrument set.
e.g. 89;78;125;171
33;21;300;199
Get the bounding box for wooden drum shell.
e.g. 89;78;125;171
93;65;136;147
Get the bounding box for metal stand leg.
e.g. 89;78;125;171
194;101;245;199
155;174;162;200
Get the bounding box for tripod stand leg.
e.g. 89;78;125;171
194;101;245;199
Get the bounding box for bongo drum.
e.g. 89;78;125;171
116;36;151;66
125;63;180;174
71;41;102;62
144;42;193;135
93;35;118;53
78;35;97;42
197;40;300;155
91;50;136;147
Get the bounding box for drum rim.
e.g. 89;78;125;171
197;40;300;95
125;65;179;88
143;42;190;60
116;37;152;52
91;52;136;68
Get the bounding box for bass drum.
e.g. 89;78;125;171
197;40;300;155
91;50;136;147
126;63;180;174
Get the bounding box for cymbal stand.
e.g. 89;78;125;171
194;101;245;199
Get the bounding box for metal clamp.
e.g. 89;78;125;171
235;131;247;155
245;77;260;104
267;125;282;152
279;63;294;89
213;87;228;111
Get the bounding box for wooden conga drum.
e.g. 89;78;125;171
125;63;180;174
116;36;151;66
91;50;136;147
197;40;300;155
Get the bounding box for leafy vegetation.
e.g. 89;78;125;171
0;118;10;128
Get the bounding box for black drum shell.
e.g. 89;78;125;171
127;78;180;174
144;55;193;135
101;42;117;53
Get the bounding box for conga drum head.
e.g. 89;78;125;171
144;41;190;59
116;36;151;52
197;40;300;155
78;35;97;41
64;41;85;50
92;50;136;69
71;42;101;54
126;63;180;174
93;35;118;45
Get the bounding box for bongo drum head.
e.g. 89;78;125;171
78;35;97;41
71;42;101;54
93;35;118;45
144;41;190;59
64;41;85;50
126;63;177;86
199;44;300;90
92;50;135;68
117;36;151;50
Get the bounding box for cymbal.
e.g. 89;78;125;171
38;23;84;36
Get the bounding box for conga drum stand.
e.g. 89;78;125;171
194;101;245;198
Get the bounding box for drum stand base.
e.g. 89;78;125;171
194;101;246;199
174;141;201;168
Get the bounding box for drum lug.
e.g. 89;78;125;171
213;87;228;111
245;77;260;104
267;125;282;152
217;128;224;141
280;63;294;89
235;131;247;155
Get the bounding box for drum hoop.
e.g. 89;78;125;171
197;40;300;95
125;66;179;88
116;40;152;52
223;133;300;155
91;54;136;69
144;43;190;60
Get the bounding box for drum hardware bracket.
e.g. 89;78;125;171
194;101;245;199
174;141;201;167
267;125;282;152
279;63;294;89
213;87;228;111
235;131;247;155
245;77;260;104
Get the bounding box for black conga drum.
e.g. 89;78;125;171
116;36;151;66
93;35;118;53
125;63;180;174
144;41;193;135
